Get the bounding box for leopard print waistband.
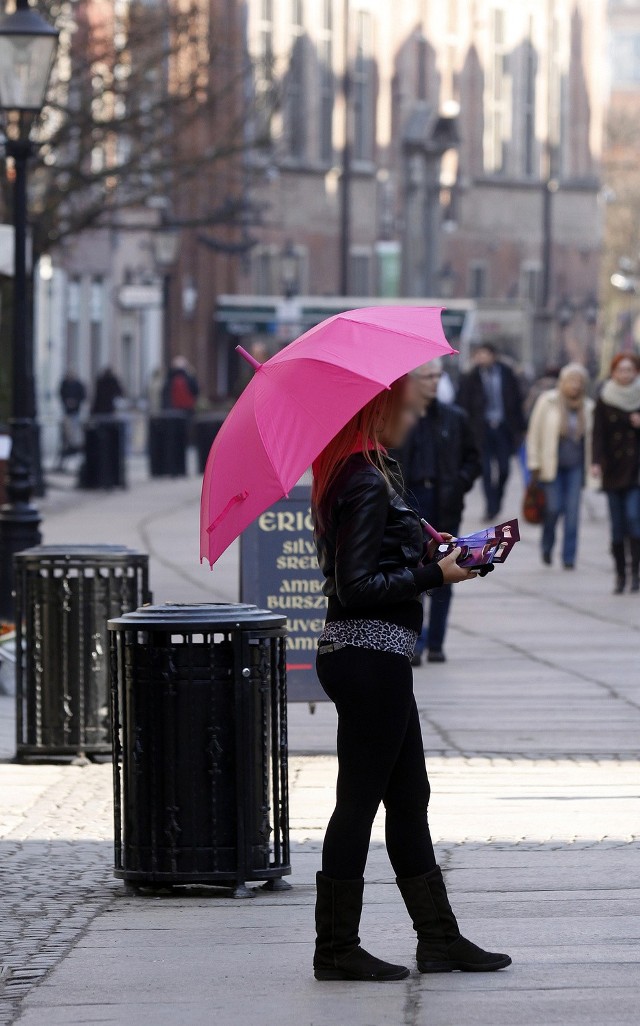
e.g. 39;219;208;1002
318;618;418;660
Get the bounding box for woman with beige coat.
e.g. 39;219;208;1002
526;364;594;568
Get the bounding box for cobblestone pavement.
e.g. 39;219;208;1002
0;764;115;1026
0;466;638;1024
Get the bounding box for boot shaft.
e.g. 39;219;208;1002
314;872;363;959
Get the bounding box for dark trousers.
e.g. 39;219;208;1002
542;464;583;565
317;645;436;880
607;487;640;544
410;483;455;655
415;584;453;655
482;423;513;518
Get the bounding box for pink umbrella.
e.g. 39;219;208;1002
201;306;455;565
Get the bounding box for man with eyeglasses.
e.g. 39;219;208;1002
457;343;525;521
394;361;481;665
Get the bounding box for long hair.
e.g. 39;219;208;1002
311;375;408;528
558;362;589;438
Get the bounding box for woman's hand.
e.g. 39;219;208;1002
439;546;478;584
590;464;601;478
426;531;454;561
630;412;640;429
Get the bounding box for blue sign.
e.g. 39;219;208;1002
240;486;327;702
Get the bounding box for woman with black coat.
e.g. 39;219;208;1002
310;373;512;982
592;353;640;592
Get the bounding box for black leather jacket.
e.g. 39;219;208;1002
313;452;444;630
394;400;481;533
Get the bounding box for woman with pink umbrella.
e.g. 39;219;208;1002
201;306;512;983
310;374;511;982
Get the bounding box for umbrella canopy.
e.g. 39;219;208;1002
200;305;455;565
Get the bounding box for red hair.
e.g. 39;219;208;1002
610;352;640;375
311;375;408;526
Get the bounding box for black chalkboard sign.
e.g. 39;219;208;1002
239;485;327;702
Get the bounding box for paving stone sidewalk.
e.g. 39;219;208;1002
0;464;638;1025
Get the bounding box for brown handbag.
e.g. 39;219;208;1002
523;481;546;525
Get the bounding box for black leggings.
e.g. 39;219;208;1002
316;644;437;880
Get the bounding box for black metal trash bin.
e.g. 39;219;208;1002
15;545;150;761
108;602;291;896
194;414;225;474
79;415;127;490
148;412;188;477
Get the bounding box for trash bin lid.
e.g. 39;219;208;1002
15;544;147;564
108;601;287;631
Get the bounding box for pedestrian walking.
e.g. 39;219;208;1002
310;374;511;982
457;343;525;520
162;356;199;413
526;363;594;569
58;369;86;462
147;367;165;415
91;367;124;416
394;360;481;664
591;353;640;593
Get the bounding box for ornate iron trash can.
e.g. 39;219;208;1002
78;415;127;490
15;545;150;762
148;412;188;478
108;603;291;897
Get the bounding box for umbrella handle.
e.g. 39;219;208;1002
236;345;263;370
420;518;446;545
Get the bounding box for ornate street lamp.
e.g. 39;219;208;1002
0;0;59;619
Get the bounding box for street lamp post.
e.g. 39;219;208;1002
0;0;59;620
152;228;180;370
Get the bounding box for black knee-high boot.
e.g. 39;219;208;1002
612;541;627;594
630;538;640;592
314;872;409;981
396;866;512;973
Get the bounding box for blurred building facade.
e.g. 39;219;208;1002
237;0;606;368
600;0;640;367
24;0;608;428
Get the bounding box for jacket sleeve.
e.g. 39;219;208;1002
591;400;604;466
458;410;482;491
508;368;526;434
526;394;544;471
456;372;473;416
334;470;443;608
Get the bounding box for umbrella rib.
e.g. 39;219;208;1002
250;369;290;492
335;314;452;348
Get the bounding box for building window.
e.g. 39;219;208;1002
287;0;306;158
520;262;542;306
66;276;81;372
468;261;487;298
353;10;374;162
259;0;274;69
548;12;563;177
523;16;536;176
253;246;277;295
416;32;427;101
121;333;134;394
255;0;275;143
485;6;508;174
610;30;640;88
350;249;373;295
319;0;334;162
89;276;104;384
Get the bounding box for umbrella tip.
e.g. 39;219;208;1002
236;345;263;371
